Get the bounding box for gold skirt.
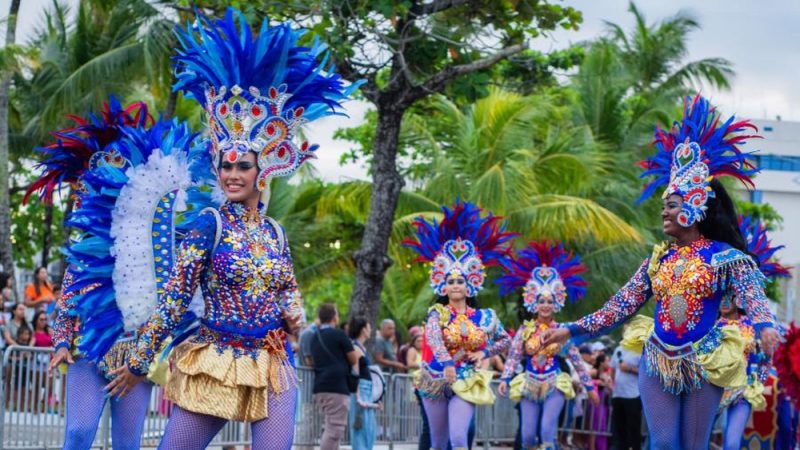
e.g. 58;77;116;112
622;315;746;393
165;334;296;422
509;372;575;403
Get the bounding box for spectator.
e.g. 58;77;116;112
405;330;423;376
611;337;642;450
23;267;55;321
0;271;16;308
310;303;358;450
373;319;405;373
348;316;380;450
31;311;53;348
397;325;421;369
3;303;29;346
588;353;612;450
297;319;320;366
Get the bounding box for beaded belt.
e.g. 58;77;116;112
198;325;287;353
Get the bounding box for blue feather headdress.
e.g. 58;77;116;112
66;114;217;361
638;94;760;227
24;97;151;205
496;241;587;314
173;8;361;190
402;200;517;297
739;215;791;280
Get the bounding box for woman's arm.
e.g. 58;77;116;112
52;269;77;351
425;305;453;367
405;347;421;370
484;310;511;358
500;324;525;381
127;213;216;376
728;261;777;333
566;259;652;343
567;344;595;393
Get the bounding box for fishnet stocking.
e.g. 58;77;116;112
639;358;723;450
157;406;227;450
251;386;297;450
62;359;152;450
422;396;475;449
722;400;751;450
519;391;565;447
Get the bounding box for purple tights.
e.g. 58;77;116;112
157;386;297;450
63;359;152;450
723;400;751;450
422;395;475;449
639;359;723;450
520;391;565;448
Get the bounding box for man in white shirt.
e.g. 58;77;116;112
610;340;642;450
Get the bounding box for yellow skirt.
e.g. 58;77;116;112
165;337;296;422
415;368;496;405
622;315;746;393
509;372;575;403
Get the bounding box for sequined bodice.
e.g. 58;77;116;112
523;321;563;373
441;308;487;354
202;203;295;336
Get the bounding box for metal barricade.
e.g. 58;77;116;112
1;350;620;449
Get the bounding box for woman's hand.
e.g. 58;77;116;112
444;365;456;384
48;347;74;373
540;327;571;347
760;327;781;355
106;366;146;399
498;381;509;397
466;351;486;364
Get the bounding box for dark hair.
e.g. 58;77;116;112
517;293;535;322
11;303;25;319
33;266;51;297
16;325;31;343
318;303;337;324
594;353;607;371
434;295;477;308
0;272;11;288
697;180;749;254
32;311;50;333
348;316;369;339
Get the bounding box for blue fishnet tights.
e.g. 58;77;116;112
639;359;723;450
722;400;751;450
422;395;475;449
520;391;565;448
157;386;297;450
63;359;152;450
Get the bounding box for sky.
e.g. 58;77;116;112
4;0;799;182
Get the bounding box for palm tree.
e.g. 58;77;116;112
0;0;21;274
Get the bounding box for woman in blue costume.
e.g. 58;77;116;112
542;95;781;449
496;241;598;450
403;200;514;450
717;215;791;450
25;100;165;450
105;9;359;450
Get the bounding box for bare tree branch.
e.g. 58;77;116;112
410;0;471;17
404;43;525;103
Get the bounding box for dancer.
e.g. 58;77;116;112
105;9;358;450
26;99;183;450
496;241;598;450
403;200;514;450
717;215;790;450
541;95;780;449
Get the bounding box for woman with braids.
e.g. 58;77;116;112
542;95;780;449
496;241;598;450
716;215;791;450
104;9;358;450
403;200;514;450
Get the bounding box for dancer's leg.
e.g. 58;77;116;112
157;405;227;450
447;396;475;449
63;360;107;450
519;399;542;448
540;391;566;445
418;390;433;450
422;397;449;450
251;386;299;450
680;382;723;450
109;380;153;450
638;362;680;450
722;400;751;450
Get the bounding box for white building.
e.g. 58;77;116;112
746;119;800;322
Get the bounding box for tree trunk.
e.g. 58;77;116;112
0;0;21;274
163;86;178;120
41;204;54;269
348;102;406;327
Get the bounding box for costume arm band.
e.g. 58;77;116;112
425;308;453;366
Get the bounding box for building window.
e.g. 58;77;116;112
754;155;800;172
